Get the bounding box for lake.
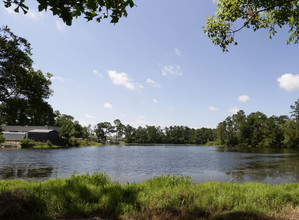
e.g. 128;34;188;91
0;145;298;184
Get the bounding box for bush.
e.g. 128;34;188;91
67;137;79;146
20;138;35;148
0;133;5;143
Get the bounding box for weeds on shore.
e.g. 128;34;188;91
0;173;298;219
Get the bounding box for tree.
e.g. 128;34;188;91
113;119;125;139
204;0;299;51
94;122;114;142
54;111;89;143
284;99;299;147
4;0;135;25
124;124;136;143
290;98;299;121
0;26;54;125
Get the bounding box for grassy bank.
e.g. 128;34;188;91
0;173;298;219
19;138;101;149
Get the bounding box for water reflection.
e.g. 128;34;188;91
0;146;298;184
218;148;299;183
0;166;53;179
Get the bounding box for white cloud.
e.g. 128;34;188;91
161;65;183;76
4;7;14;14
51;76;65;82
146;78;161;87
26;10;44;21
55;20;66;31
92;69;103;78
4;7;44;21
104;102;113;109
108;70;142;90
129;116;154;127
238;95;250;103
136;83;144;89
152;99;158;103
209;106;218;111
85;114;96;119
228;107;240;115
174;48;182;56
277;73;299;92
80;120;97;127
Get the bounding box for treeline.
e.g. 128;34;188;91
94;121;215;145
94;99;299;148
215;100;299;148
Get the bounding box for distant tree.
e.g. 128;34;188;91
262;115;287;147
283;119;299;148
284;99;299;147
204;0;299;51
113;119;125;139
124;124;136;143
134;126;147;144
81;124;93;139
290;99;299;121
94;122;114;142
0;26;54;125
216;121;227;146
145;125;164;143
4;0;135;25
54;111;88;142
0;126;4;143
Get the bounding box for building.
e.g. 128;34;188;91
2;132;27;141
28;129;58;141
1;126;60;141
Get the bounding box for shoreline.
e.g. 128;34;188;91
0;140;102;149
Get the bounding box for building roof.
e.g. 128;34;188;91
28;129;56;133
2;132;27;135
1;126;60;132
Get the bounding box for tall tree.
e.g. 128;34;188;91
113;119;125;139
94;122;114;142
290;99;299;121
4;0;135;25
284;99;299;147
204;0;299;51
0;26;54;125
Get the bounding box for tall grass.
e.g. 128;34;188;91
0;173;298;219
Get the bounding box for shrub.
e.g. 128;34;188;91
67;137;79;146
20;138;35;148
0;133;5;143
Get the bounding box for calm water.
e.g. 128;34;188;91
0;145;298;184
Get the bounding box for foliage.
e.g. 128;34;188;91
0;26;54;125
0;173;298;219
113;119;125;139
19;139;100;148
95;119;215;144
3;0;135;25
94;121;114;142
54;111;91;145
122;125;216;145
20;138;35;148
214;99;299;148
204;0;299;51
0;132;5;143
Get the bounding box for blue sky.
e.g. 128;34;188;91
1;0;299;128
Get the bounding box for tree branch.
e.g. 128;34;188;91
229;0;296;34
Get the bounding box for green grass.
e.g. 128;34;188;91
18;139;101;149
0;173;298;219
